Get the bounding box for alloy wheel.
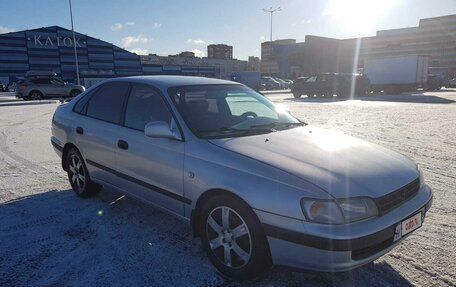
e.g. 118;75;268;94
206;206;252;269
68;154;86;193
30;92;41;100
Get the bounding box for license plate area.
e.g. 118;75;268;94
393;212;423;242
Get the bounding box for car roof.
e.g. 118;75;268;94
25;70;57;77
110;75;238;89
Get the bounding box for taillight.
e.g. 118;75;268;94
19;85;27;89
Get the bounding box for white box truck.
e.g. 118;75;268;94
230;71;261;89
363;55;429;93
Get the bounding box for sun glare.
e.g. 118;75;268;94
324;0;397;36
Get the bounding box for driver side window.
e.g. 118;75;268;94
124;85;172;131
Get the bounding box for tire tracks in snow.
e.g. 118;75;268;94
0;110;55;175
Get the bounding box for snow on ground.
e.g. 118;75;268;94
0;90;455;286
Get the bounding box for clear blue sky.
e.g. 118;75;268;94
1;0;455;60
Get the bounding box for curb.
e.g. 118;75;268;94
0;100;58;107
0;99;25;103
261;90;291;95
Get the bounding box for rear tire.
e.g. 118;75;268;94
29;90;43;100
66;148;101;197
293;92;301;99
199;195;272;280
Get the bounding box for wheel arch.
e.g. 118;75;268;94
191;188;258;238
70;88;81;96
61;142;78;171
191;188;273;274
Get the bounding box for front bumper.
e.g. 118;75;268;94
256;185;433;272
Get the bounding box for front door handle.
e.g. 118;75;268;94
117;140;128;150
76;126;84;134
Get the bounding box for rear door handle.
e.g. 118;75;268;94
117;140;128;150
76;126;84;134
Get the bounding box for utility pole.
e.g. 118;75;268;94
263;7;281;42
69;0;80;85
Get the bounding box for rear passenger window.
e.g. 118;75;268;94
30;78;51;84
73;87;99;114
86;82;129;124
124;85;172;131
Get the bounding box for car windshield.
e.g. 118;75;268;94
168;84;302;139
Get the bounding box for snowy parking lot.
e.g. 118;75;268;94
0;90;455;286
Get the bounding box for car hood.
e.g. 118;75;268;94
209;126;418;199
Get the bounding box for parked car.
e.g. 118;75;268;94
273;78;290;89
290;76;309;96
51;76;432;280
260;76;281;90
426;74;443;90
16;71;85;100
0;81;7;92
291;73;370;98
448;77;456;88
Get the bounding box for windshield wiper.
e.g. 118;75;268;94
250;122;304;130
198;126;273;137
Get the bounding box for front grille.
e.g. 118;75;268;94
374;177;420;215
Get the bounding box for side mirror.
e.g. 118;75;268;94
144;121;182;140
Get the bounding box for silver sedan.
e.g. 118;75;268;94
51;76;432;280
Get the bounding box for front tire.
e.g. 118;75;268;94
66;148;101;197
199;195;272;280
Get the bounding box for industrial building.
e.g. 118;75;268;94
359;14;456;72
261;39;300;76
261;37;354;78
140;54;247;80
247;56;260;71
261;14;456;78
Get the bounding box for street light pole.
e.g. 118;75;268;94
263;7;281;42
69;0;80;85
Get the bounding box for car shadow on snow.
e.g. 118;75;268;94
285;93;455;104
0;188;414;286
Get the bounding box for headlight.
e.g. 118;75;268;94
301;200;344;224
301;197;378;224
337;197;378;222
